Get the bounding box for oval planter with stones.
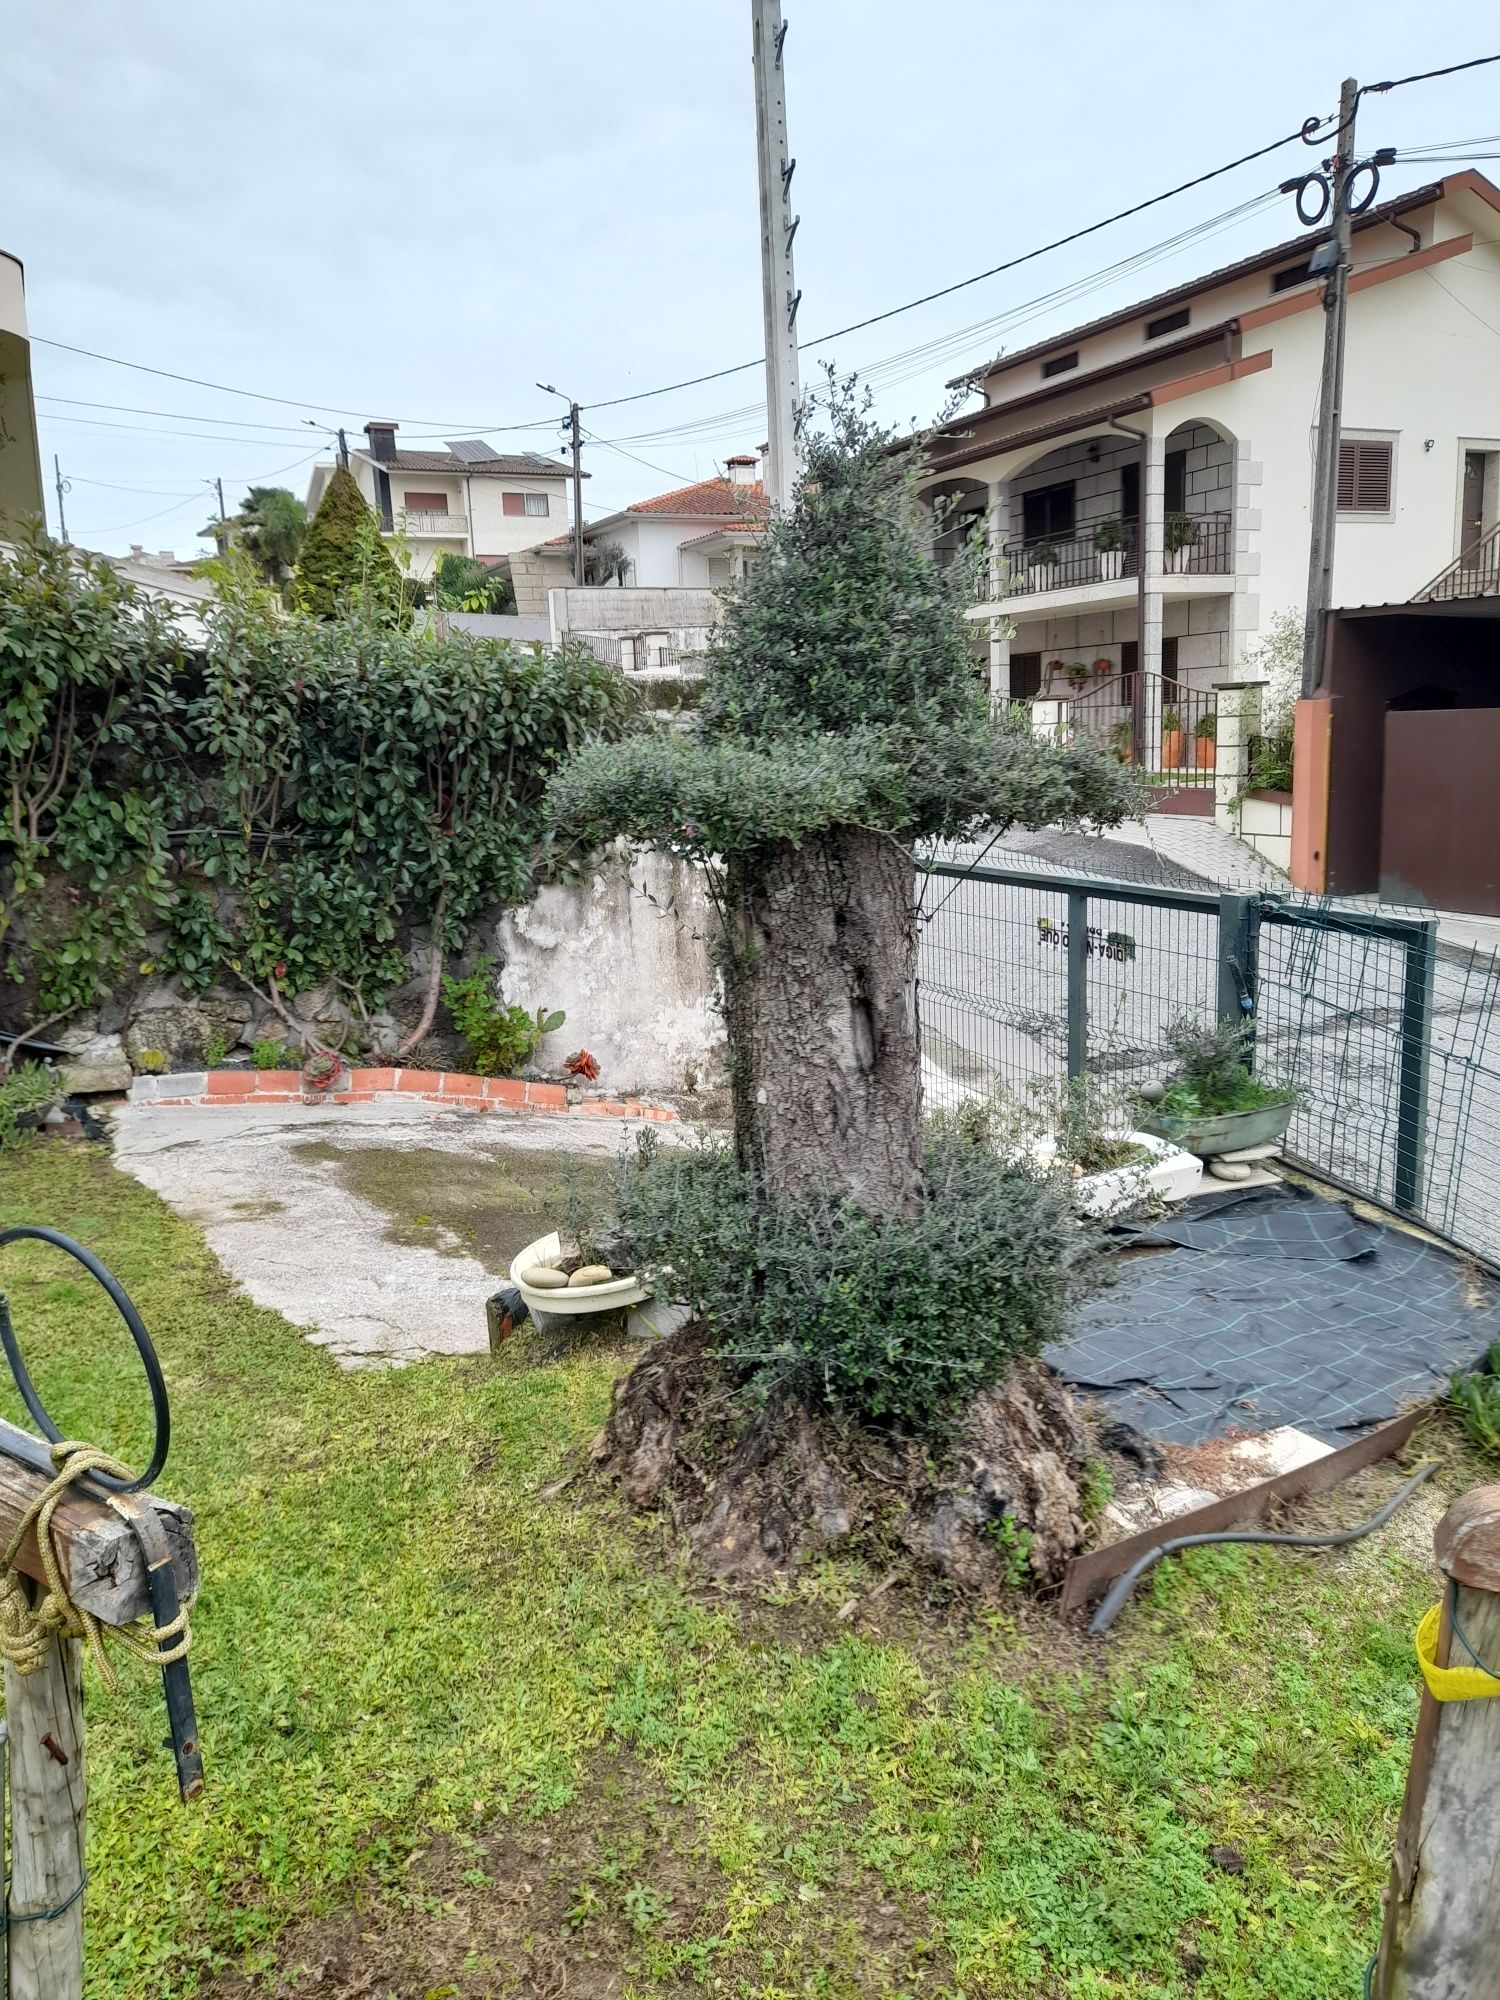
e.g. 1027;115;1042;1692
509;1231;649;1318
1142;1097;1294;1160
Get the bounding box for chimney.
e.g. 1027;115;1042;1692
364;421;399;464
725;452;760;488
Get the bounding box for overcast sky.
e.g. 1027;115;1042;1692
4;2;1498;555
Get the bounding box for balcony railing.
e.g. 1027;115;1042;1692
985;510;1232;598
400;511;468;537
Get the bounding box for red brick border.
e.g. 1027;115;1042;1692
132;1067;677;1122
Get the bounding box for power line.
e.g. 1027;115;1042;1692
1364;52;1500;99
35;410;339;448
585;117;1337;413
36;394;319;433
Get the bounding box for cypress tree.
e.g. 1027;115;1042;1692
295;465;404;619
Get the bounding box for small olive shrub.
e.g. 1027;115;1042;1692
617;1129;1098;1434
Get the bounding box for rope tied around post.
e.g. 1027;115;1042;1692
0;1440;193;1693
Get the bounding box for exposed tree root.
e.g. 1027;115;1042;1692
590;1323;1091;1593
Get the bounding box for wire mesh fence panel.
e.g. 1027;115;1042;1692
916;868;1070;1113
1080;897;1219;1086
917;857;1500;1271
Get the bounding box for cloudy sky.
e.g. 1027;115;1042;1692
4;2;1498;555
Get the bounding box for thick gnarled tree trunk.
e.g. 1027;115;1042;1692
725;827;922;1217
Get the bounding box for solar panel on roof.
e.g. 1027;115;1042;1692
446;439;501;463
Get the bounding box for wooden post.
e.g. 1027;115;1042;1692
4;1627;86;2000
1375;1484;1500;1999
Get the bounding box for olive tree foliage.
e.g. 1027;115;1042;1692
551;386;1132;864
550;382;1138;1221
0;534;636;1063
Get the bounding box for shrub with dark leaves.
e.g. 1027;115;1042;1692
617;1130;1099;1434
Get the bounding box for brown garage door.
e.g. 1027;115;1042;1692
1381;707;1500;915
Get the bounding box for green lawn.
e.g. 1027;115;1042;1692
0;1145;1461;1999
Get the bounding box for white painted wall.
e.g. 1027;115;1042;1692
495;849;726;1097
467;476;568;559
0;251;27;336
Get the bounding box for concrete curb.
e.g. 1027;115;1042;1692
128;1068;678;1121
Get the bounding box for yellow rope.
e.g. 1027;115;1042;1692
0;1441;192;1692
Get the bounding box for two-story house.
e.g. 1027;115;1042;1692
530;452;768;594
304;423;574;582
922;171;1500;740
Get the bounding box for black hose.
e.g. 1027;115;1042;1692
1088;1461;1436;1636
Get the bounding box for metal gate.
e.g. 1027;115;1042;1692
1060;671;1217;787
917;859;1500;1267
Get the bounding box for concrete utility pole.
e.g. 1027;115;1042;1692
751;0;803;508
1300;76;1359;698
537;384;586;584
336;427;349;469
211;475;228;556
52;455;70;543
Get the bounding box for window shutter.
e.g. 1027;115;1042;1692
502;492;525;516
1337;440;1392;513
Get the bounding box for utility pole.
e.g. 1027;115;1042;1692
52;455;70;543
537;384;586;584
1300;76;1359;698
569;401;584;586
211;475;228;556
336;427;349;469
751;0;803;509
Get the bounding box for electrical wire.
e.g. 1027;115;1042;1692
36;410;339;448
1363;52;1500;99
36;394;321;433
585;120;1336;413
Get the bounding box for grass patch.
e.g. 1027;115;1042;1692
0;1146;1466;1998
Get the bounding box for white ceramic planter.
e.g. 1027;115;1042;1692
1096;549;1125;581
509;1230;650;1317
1031;1129;1202;1217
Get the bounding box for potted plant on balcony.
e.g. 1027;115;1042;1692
1065;662;1090;691
1092;656;1113;678
1164;511;1197;574
1160;704;1184;767
1026;539;1060;591
1195;711;1217;770
1108;718;1134;765
1093;516;1126;581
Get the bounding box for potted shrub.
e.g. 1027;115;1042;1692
1026;539;1060;591
1140;1015;1296;1159
1195;711;1217;769
1160;704;1184;767
1108;718;1134;765
1164;511;1197;574
1065;662;1090;691
1093;517;1126;581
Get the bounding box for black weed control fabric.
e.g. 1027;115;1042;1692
1045;1184;1499;1443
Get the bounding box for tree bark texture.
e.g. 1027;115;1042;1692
726;828;922;1217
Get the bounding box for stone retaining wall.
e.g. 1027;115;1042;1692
129;1068;678;1121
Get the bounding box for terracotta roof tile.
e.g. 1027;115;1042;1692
627;476;767;520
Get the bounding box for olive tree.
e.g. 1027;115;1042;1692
549;387;1136;1219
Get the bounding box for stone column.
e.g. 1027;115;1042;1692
1140;430;1167;767
987;477;1012;706
1211;679;1265;832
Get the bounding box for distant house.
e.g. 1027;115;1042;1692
532;452;768;596
0;248;44;533
304;423;576;582
920;171;1500;709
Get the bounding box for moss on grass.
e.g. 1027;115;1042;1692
0;1145;1471;1999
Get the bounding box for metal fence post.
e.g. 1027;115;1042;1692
1395;919;1437;1218
1216;894;1261;1040
1067;888;1088;1078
